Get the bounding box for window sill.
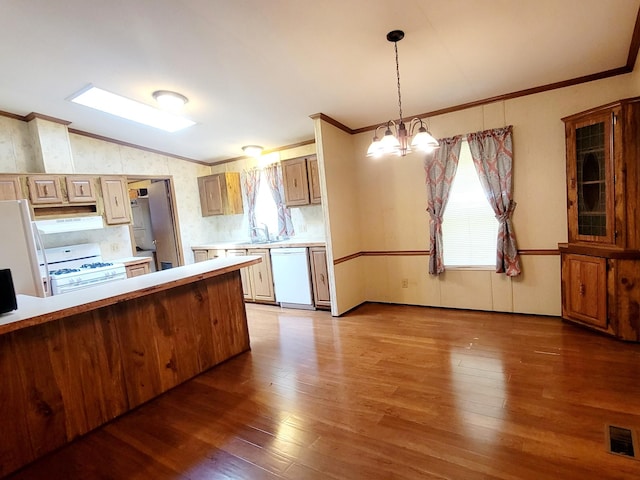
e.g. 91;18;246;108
444;265;495;271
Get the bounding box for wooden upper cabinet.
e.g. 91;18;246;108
100;176;131;224
282;157;310;206
66;176;96;203
0;175;23;200
198;172;243;216
307;156;321;204
27;175;63;204
564;110;616;246
563;99;640;249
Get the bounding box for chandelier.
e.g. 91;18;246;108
367;30;439;158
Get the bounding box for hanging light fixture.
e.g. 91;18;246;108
367;30;439;158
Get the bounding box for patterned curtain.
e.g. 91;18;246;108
466;126;521;276
264;163;295;237
242;168;261;240
425;135;463;275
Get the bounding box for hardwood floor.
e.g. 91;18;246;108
6;303;640;479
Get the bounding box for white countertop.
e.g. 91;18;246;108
192;238;326;250
0;256;260;335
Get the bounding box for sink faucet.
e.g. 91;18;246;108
251;223;271;242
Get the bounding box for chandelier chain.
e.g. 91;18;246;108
394;41;403;123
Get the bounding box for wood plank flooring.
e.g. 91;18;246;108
6;303;640;479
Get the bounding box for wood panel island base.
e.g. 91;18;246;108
0;256;260;478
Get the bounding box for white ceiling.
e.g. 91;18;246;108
1;0;638;164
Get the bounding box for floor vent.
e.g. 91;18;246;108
606;424;639;460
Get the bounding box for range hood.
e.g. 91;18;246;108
35;215;104;234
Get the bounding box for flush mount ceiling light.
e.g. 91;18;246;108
242;145;264;158
152;90;189;109
367;30;439;158
69;86;195;133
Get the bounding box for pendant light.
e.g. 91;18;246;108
367;30;438;158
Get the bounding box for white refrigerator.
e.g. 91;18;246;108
0;200;46;297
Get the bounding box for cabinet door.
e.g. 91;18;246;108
248;248;274;302
28;175;63;204
562;254;607;328
282;157;310;206
307;157;321;204
566;111;615;245
101;177;131;224
126;264;149;278
226;249;252;300
66;176;96;203
197;173;243;216
193;250;208;263
0;176;23;200
310;247;331;307
198;175;224;216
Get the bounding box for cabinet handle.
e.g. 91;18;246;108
80;184;84;194
258;271;262;282
43;185;49;196
294;178;298;188
114;196;119;207
579;282;585;296
320;273;325;284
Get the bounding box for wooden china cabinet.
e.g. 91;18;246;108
559;97;640;341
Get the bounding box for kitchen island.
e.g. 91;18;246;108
0;256;260;477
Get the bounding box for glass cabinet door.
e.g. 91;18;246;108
568;112;615;245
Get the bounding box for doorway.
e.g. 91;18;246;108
127;177;183;270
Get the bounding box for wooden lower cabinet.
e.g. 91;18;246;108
248;248;275;302
193;248;226;263
560;250;640;341
225;248;275;303
125;261;151;278
225;249;252;299
193;249;209;263
309;246;331;309
562;254;607;329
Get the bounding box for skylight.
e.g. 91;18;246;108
69;86;195;132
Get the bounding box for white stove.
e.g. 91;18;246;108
41;244;126;295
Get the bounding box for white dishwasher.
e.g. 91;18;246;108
270;247;314;309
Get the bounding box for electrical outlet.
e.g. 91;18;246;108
110;243;119;253
401;278;409;288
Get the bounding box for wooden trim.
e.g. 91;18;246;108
518;249;560;255
333;252;362;265
627;8;640;70
365;250;428;256
333;248;560;264
352;67;632;135
24;112;72;126
68;128;211;166
309;113;353;134
0;109;27;122
213;139;317;166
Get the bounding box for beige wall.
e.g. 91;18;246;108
319;65;640;316
314;118;365;315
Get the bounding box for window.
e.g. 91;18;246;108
442;140;498;267
253;170;279;237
